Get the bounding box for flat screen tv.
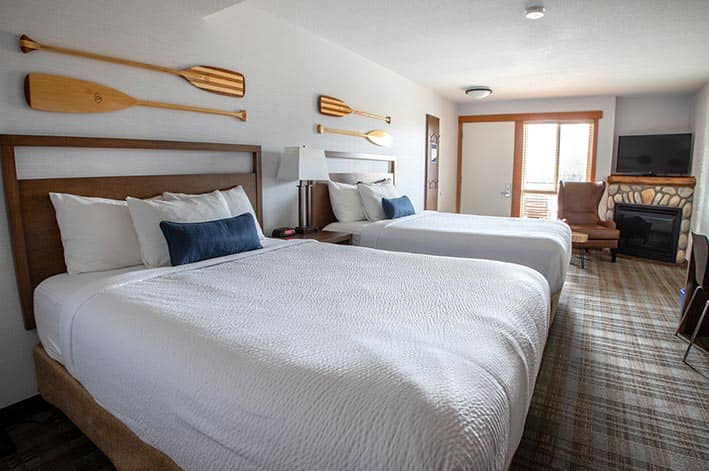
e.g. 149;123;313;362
615;133;693;176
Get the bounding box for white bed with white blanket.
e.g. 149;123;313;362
325;211;572;295
35;238;550;471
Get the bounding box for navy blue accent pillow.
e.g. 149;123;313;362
382;195;415;219
159;213;262;266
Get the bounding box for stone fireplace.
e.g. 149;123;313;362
605;176;695;263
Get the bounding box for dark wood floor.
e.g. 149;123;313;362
0;395;113;471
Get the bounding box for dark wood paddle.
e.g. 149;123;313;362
20;34;245;98
25;74;247;121
319;95;391;123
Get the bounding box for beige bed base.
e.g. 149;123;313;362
34;345;181;471
550;291;561;326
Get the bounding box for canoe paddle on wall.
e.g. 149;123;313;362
317;124;392;147
25;74;247;121
319;95;391;124
19;35;245;98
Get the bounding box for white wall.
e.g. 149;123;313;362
614;93;705;233
691;84;709;233
615;94;694;135
457;93;702;221
458;95;617;180
613;93;695;175
0;0;456;407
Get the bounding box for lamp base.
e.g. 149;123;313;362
295;225;319;234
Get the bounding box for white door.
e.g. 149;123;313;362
460;121;515;216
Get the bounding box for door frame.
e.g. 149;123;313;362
424;114;440;210
456;110;603;215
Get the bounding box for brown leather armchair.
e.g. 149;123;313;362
558;181;619;262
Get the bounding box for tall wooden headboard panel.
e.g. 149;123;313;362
311;151;396;230
1;135;262;329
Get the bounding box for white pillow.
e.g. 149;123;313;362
328;181;365;222
49;193;143;274
357;180;400;222
163;186;264;240
127;191;231;268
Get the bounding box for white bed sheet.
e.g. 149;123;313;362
353;211;572;294
36;238;550;470
35;264;145;365
34;238;290;366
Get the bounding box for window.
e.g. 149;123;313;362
519;121;595;219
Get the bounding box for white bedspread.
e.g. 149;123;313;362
53;239;550;470
357;211;572;294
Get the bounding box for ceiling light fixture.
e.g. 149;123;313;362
464;87;493;99
524;5;546;20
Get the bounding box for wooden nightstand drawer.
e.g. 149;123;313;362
283;230;352;245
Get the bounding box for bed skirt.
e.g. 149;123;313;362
33;344;181;471
550;291;560;325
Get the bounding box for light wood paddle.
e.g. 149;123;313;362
317;124;391;147
25;74;247;121
319;95;391;124
19;34;245;98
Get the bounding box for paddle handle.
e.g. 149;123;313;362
137;100;247;121
317;124;364;138
20;35;178;76
353;110;391;124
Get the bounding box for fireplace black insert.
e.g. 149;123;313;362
614;203;682;262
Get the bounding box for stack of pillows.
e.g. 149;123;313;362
327;178;415;224
49;186;264;274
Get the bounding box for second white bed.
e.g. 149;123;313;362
326;211;572;294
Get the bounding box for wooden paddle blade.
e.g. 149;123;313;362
19;34;40;53
19;35;246;98
25;74;136;114
319;95;353;117
366;130;392;147
180;66;245;98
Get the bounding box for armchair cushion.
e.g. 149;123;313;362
569;224;620;241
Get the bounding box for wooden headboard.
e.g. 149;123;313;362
311;150;396;230
1;135;262;329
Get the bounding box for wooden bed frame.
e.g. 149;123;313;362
1;134;262;470
1;135;262;330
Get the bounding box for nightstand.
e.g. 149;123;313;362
285;230;352;245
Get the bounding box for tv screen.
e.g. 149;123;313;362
616;133;693;176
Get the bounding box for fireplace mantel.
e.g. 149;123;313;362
607;175;696;187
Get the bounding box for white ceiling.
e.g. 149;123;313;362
172;0;246;17
223;0;709;103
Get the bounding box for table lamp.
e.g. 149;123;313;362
278;146;330;233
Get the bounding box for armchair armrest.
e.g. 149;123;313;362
599;219;617;230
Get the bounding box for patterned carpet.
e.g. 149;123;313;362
1;255;707;470
512;254;709;470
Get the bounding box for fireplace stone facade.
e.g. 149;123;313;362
606;183;693;263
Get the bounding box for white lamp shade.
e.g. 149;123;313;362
278;146;330;181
